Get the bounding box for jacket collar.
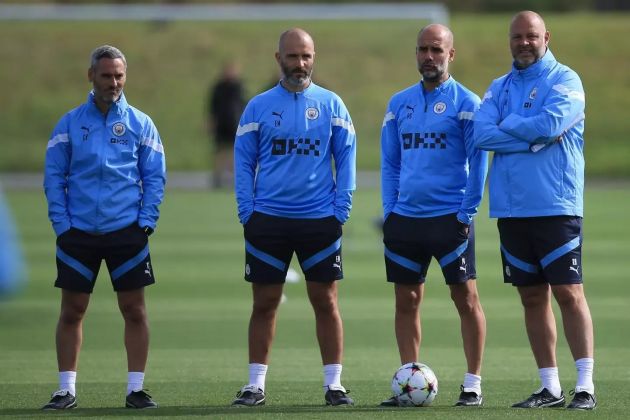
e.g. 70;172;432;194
275;80;316;97
87;90;129;116
511;49;556;79
420;74;454;94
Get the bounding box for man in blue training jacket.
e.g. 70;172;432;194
233;28;356;407
380;24;488;407
43;45;166;410
474;11;596;410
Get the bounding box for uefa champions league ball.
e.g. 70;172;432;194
391;362;438;407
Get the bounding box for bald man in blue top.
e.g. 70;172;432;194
474;11;595;410
233;28;356;408
380;24;488;407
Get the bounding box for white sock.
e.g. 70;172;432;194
575;358;594;394
127;371;145;395
248;363;268;392
539;367;562;398
462;372;482;395
323;363;342;390
59;371;76;396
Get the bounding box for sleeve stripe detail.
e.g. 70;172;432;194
236;122;259;136
552;84;585;102
141;137;164;154
458;111;474;121
382;112;395;127
47;133;69;149
332;117;355;135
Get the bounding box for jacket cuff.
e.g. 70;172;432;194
456;211;472;225
53;220;71;237
138;218;156;231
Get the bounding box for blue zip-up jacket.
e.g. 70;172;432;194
44;91;166;236
234;82;356;224
474;50;585;218
381;77;488;225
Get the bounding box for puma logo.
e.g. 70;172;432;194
569;266;580;274
272;110;284;119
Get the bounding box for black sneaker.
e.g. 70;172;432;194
325;385;353;406
232;385;265;407
42;390;77;410
455;385;483;406
512;387;565;408
567;390;597;410
379;396;399;407
126;389;158;409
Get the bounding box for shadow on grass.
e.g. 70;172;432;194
0;403;504;417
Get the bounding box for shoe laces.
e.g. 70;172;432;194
51;390;72;398
237;385;263;397
131;389;152;398
569;389;593;398
460;385;481;395
326;384;348;394
572;386;593;395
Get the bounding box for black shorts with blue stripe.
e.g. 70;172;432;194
497;216;583;286
382;212;476;284
55;223;155;293
243;211;343;283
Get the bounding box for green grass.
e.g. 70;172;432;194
1;12;630;176
1;184;629;418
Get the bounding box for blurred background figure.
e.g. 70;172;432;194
0;183;26;298
208;62;246;189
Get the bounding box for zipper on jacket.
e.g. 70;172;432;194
294;91;299;134
95;110;107;232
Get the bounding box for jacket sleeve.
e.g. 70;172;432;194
234;103;258;225
380;104;400;219
137;117;166;231
43;115;72;236
473;87;536;154
458;97;488;225
331;102;356;224
499;71;585;143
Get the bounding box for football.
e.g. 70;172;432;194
391;362;438;407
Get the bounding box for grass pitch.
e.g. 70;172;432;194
1;184;628;419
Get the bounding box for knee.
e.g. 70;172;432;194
519;291;547;309
59;302;88;326
553;287;585;309
450;288;480;314
396;289;421;314
252;295;281;317
310;294;337;315
119;301;147;324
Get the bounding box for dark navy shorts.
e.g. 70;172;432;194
497;216;583;287
55;223;155;293
383;212;476;284
243;212;343;284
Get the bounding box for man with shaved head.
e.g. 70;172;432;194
233;28;356;407
474;11;596;410
380;24;488;407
